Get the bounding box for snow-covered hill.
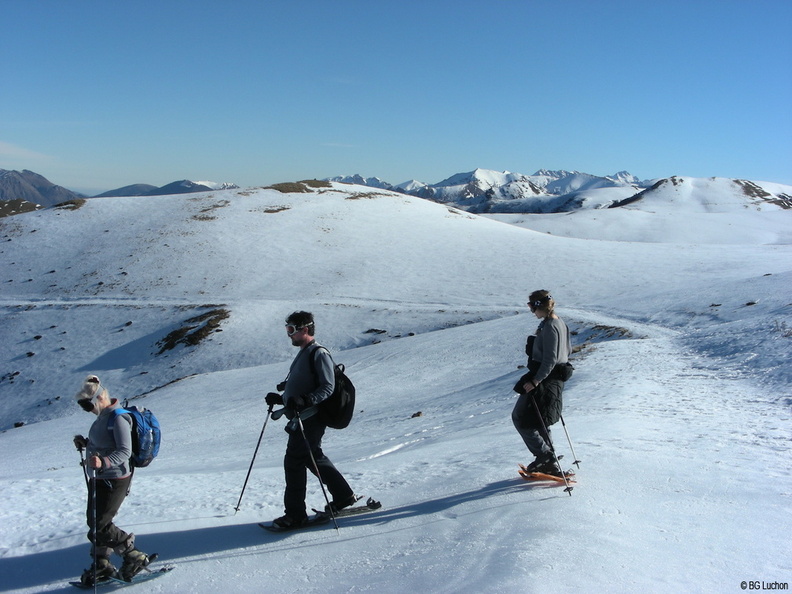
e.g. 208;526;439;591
1;180;790;592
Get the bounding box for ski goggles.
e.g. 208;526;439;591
285;324;306;337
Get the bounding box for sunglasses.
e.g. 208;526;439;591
285;324;305;337
77;397;96;412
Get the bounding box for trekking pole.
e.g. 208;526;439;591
78;446;89;489
90;465;98;592
529;392;573;496
234;404;274;513
78;445;97;589
295;411;339;532
559;414;581;468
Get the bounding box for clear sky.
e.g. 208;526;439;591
2;0;791;194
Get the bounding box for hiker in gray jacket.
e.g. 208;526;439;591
264;311;356;530
512;290;572;476
73;375;150;585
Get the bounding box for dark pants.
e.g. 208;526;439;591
284;414;353;519
512;382;563;459
86;476;133;559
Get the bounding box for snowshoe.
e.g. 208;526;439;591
324;494;361;515
261;513;329;532
272;514;310;530
80;557;118;586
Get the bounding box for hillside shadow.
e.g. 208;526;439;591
338;478;558;527
0;521;270;591
77;330;162;371
1;479;555;590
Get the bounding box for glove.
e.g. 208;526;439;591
73;434;87;450
289;394;310;411
265;392;283;406
276;380;287;392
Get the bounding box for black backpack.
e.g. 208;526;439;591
310;346;355;429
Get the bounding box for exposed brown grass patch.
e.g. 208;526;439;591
54;199;87;211
156;308;230;354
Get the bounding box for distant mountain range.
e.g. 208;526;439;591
327;169;791;213
94;179;239;198
328;169;649;213
2;168;789;218
0;170;238;216
328;169;643;200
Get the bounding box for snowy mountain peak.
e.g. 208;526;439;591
434;168;526;189
326;174;394;190
606;171;640;185
531;168;579;180
395;179;429;192
194;181;240;190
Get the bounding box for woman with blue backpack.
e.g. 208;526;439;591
73;375;150;586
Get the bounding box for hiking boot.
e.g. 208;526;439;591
540;463;563;477
324;494;359;515
80;557;118;586
272;514;308;530
525;453;555;473
524;457;544;473
119;549;150;582
533;452;560;472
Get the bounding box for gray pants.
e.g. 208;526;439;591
87;476;134;559
512;392;553;458
283;414;353;519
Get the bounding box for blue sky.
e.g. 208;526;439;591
2;0;791;193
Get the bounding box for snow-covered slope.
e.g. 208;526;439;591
1;181;790;592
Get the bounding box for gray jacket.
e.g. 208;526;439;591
531;317;571;384
282;341;335;420
87;399;133;479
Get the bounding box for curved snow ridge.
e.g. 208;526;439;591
563;308;680;340
362;427;446;460
363;441;419;459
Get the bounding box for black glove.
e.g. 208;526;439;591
73;434;87;450
289;394;310;411
525;335;535;357
276;380;287;392
265;392;283;406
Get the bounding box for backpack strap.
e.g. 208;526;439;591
107;408;132;432
308;343;334;372
309;344;332;370
307;345;336;405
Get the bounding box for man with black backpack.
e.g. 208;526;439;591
264;311;357;530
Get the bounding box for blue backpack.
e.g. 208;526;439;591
110;405;161;468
